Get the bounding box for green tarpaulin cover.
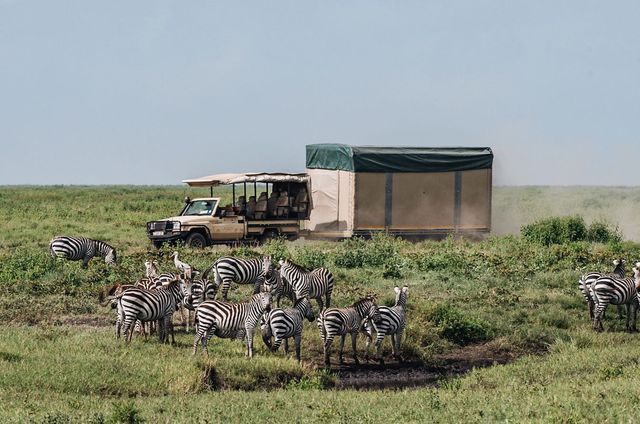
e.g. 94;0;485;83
306;144;493;173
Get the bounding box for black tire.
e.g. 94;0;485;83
152;241;164;249
185;232;207;249
261;229;279;244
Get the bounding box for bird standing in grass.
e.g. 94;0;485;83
173;251;193;279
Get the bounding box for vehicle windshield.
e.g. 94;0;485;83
182;200;217;216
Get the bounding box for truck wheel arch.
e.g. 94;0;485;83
185;229;209;248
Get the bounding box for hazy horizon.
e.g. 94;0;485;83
2;1;639;185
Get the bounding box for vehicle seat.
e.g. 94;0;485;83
255;192;268;219
246;196;256;219
267;192;279;218
291;188;309;218
276;191;290;218
237;196;247;215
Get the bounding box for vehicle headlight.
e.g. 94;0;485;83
172;221;181;232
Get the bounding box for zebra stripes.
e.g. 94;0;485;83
279;260;334;310
592;263;640;332
578;259;624;320
318;297;381;366
260;297;315;361
192;292;272;357
364;286;408;364
118;279;190;344
208;256;270;300
49;236;116;268
262;268;296;307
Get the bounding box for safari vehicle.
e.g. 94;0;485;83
146;173;310;248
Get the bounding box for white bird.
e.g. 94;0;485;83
172;251;193;279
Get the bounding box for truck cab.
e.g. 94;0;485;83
147;172;310;248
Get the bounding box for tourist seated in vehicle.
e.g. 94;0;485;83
246;196;256;218
267;190;279;218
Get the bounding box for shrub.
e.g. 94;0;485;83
521;216;588;245
108;401;145;424
293;246;329;269
260;237;290;261
587;221;622;244
428;303;493;345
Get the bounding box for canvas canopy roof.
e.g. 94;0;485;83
183;172;309;187
306;144;493;173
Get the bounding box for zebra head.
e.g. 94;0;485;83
354;297;381;324
294;297;315;322
262;255;274;278
613;259;626;276
105;248;117;266
253;291;272;313
144;260;159;278
394;286;409;307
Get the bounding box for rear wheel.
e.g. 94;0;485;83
152;241;164;249
261;229;279;244
185;233;207;248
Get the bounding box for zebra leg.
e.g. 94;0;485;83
375;334;385;365
593;303;607;332
326;292;332;309
393;331;404;362
82;256;90;269
221;279;232;301
627;302;638;332
122;316;136;343
338;334;346;364
271;336;282;352
324;336;334;366
588;299;595;321
617;305;625;319
283;337;289;355
351;332;360;366
246;327;254;359
316;297;324;311
294;334;302;362
362;325;373;362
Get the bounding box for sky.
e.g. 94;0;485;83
1;1;639;185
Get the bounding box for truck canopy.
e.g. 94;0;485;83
306;144;493;173
183;172;309;187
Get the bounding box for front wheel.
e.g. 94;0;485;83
185;233;207;249
152;241;164;249
260;229;279;244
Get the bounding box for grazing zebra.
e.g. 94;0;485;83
592;263;640;332
118;279;190;344
363;286;409;364
99;282;146;339
279;259;334;310
579;259;625;320
260;297;315;361
207;256;271;300
49;236;116;268
192;292;272;357
318;297;381;366
261;268;296;307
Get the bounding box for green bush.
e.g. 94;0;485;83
521;216;587;245
587;221;622;244
428;303;493;345
293;246;329;269
260;237;290;261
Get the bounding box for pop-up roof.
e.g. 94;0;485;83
183;172;309;187
306;144;493;173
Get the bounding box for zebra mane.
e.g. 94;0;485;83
282;260;309;272
96;239;116;256
351;296;375;309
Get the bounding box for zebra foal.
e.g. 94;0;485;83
363;286;409;364
49;236;116;268
318;297;381;366
192;292;272;357
260;296;315;361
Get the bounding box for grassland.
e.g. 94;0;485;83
2;185;640;423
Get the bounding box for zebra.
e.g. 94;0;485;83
206;255;271;301
579;259;625;320
144;260;160;278
118;278;191;344
99;282;147;339
260;296;315;361
318;297;381;366
279;259;334;310
49;236;116;268
363;286;409;364
592;263;640;332
261;268;296;307
183;268;218;332
192;291;272;357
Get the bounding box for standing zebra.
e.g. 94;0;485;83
318;297;381;366
363;286;409;364
578;259;625;320
592;262;640;332
279;259;334;310
207;255;271;300
118;279;191;344
49;236;116;268
192;292;272;357
260;296;315;361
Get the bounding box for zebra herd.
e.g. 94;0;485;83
578;259;640;332
48;234;408;366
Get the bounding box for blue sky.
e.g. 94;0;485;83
1;1;638;185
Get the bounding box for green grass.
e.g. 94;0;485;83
3;185;640;422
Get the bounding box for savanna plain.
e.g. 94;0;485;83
2;185;640;423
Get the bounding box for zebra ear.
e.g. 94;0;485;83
394;286;400;294
402;286;409;293
636;262;640;268
614;259;620;266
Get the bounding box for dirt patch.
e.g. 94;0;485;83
333;343;521;390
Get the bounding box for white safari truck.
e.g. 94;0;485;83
146;173;310;248
147;144;494;247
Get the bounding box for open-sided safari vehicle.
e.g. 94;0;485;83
146;172;310;248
